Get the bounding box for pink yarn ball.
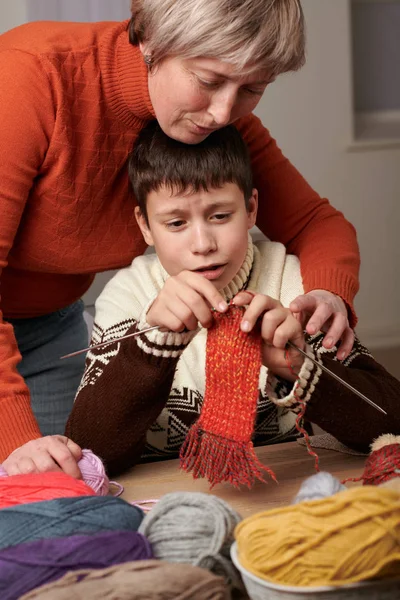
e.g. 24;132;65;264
78;449;109;495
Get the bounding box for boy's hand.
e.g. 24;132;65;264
289;290;354;360
233;291;305;381
2;435;82;478
146;270;228;331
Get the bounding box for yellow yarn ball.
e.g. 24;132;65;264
235;486;400;587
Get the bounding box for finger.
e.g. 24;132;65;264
305;302;333;335
181;272;228;312
2;459;22;476
240;295;280;332
336;328;355;360
273;319;304;349
66;438;83;462
290;294;317;314
153;294;193;331
47;440;81;479
293;310;307;328
260;307;289;344
167;296;200;330
177;289;215;329
28;451;62;474
321;312;348;349
14;456;41;475
232;290;256;307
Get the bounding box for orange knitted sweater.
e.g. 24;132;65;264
0;20;359;460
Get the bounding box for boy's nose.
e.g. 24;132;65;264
191;227;217;254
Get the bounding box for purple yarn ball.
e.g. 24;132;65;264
0;530;152;600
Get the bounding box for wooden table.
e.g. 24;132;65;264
117;441;366;516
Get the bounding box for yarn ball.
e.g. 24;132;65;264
0;530;152;600
0;471;95;509
0;495;144;551
235;485;400;587
293;472;346;504
78;449;111;495
138;492;241;586
0;449;116;496
20;560;229;600
360;434;400;486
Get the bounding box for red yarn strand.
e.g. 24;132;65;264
284;347;320;473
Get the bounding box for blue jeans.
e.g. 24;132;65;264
8;300;88;436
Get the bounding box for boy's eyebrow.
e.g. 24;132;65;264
154;201;237;218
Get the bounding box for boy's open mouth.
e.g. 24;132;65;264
193;264;227;280
195;264;223;272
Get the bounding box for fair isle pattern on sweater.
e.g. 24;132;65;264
142;391;300;461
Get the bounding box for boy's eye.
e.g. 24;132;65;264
166;220;185;230
211;213;230;221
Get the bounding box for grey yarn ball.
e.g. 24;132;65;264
293;472;347;504
138;492;242;586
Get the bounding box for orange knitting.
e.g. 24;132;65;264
0;19;359;460
180;306;277;488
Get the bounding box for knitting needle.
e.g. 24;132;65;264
60;325;160;359
60;324;387;416
287;341;387;416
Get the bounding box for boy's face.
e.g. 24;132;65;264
135;182;258;291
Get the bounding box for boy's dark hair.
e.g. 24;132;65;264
129;121;253;224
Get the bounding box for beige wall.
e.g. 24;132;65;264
0;1;28;33
1;0;400;348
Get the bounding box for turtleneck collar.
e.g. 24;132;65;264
220;234;254;302
99;20;155;128
158;234;255;302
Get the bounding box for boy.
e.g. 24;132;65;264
65;122;399;478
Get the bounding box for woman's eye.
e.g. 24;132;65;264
198;77;220;89
243;87;264;96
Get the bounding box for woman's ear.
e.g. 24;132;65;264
138;41;147;56
135;206;154;246
247;188;258;229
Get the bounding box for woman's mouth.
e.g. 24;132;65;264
189;121;216;136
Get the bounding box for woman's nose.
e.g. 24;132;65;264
208;89;236;127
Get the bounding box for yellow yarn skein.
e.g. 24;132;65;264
235;486;400;587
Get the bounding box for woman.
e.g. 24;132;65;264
0;0;359;476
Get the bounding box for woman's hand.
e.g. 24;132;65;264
233;291;305;381
2;435;82;478
290;290;354;360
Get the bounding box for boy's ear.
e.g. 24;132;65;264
135;206;155;246
247;188;258;229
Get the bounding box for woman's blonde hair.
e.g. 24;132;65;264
129;0;305;77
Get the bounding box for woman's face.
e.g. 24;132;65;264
144;54;272;144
